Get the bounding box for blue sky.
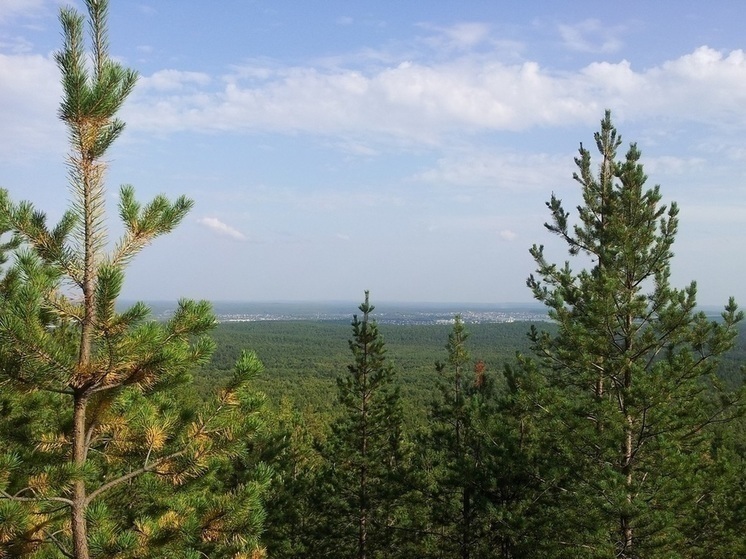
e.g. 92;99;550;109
1;1;746;305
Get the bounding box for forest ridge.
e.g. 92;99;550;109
0;2;744;559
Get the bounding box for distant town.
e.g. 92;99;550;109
136;301;550;325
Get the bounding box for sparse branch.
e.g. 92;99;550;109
84;448;187;506
1;489;73;506
43;528;75;559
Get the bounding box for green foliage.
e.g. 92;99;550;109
419;316;499;559
519;111;745;558
203;316;542;559
314;292;410;559
0;2;269;557
201;319;536;430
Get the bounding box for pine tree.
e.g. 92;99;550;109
524;111;743;558
680;414;746;559
0;2;270;557
424;316;495;559
261;399;326;559
319;292;407;559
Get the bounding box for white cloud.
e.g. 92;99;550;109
138;69;211;92
336;141;379;156
137;4;157;16
558;19;624;53
647;47;746;117
119;45;746;144
416;22;525;61
292;190;405;212
0;52;63;161
644;155;705;175
0;0;48;23
418;22;492;51
416;152;572;190
444;22;491;48
125;58;590;141
422;215;525;237
0;34;34;54
197;217;247;241
6;30;746;161
679;204;746;224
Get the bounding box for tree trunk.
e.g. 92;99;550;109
359;351;368;559
71;393;90;559
620;315;634;557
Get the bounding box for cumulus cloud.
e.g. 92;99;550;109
5;16;746;159
125;58;588;141
197;217;247;241
500;229;517;241
118;44;746;145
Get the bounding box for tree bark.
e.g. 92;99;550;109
71;393;90;559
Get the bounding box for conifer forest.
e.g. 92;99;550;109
1;2;745;558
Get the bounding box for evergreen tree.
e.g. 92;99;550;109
0;2;269;557
318;292;407;559
523;111;743;558
680;414;746;559
423;316;495;559
261;399;326;559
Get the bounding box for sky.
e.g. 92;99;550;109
1;1;746;305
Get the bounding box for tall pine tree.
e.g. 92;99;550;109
523;111;743;558
424;316;495;559
0;2;270;557
318;292;407;559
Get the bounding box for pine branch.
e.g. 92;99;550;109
83;447;188;506
43;528;74;559
0;488;73;506
85;376;250;505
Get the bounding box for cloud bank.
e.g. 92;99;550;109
116;45;746;144
3;13;746;158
